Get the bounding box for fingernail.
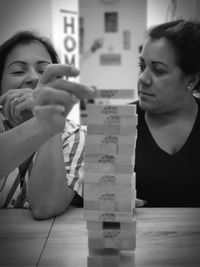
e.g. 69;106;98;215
71;67;80;74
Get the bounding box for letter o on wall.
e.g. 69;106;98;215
64;36;76;52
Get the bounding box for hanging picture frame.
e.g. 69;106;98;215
104;12;118;33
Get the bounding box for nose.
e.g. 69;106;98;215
24;69;40;89
138;68;152;86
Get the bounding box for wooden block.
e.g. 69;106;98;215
85;134;137;146
85;143;136;155
88;237;136;250
84;210;133;222
88;249;120;267
87;218;136;231
84;200;133;213
99;199;116;212
87;104;136;116
88;250;135;267
87;123;137;135
88;238;104;250
94;89;134;99
84;154;135;164
83;172;136;186
98;181;135;193
84;182;135;194
88;229;136;250
87;115;137;127
84;162;134;174
84;190;136;213
84;183;135;202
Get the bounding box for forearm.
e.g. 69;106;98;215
0;117;55;179
28;134;75;220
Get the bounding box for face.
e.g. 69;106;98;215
1;41;52;94
137;37;191;114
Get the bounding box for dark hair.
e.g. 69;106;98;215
147;20;200;91
0;30;60;93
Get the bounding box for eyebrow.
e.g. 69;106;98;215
7;60;51;68
139;56;169;68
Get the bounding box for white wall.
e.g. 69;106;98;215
79;0;147;102
147;0;171;27
147;0;200;28
0;0;52;43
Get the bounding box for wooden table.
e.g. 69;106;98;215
0;209;54;266
0;208;200;267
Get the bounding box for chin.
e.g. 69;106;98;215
139;99;160;114
139;98;152;110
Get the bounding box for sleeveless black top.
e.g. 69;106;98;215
134;98;200;207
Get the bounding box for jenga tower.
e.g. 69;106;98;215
84;89;137;267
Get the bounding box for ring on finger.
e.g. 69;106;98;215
13;97;22;105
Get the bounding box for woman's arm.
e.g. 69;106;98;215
28;126;85;220
28;133;75;220
0;117;56;179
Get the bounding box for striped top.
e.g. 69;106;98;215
0;112;86;208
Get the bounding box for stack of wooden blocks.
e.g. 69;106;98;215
84;89;137;267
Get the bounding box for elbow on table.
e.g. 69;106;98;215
29;191;75;220
30;204;68;220
31;208;53;220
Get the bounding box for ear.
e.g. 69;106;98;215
187;72;200;91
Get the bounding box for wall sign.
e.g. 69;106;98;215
100;54;121;65
52;0;80;123
60;9;78;68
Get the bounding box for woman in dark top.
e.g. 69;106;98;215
134;20;200;207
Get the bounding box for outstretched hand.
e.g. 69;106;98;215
33;64;95;133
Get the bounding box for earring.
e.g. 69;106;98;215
187;85;192;90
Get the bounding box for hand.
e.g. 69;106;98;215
33;64;95;133
0;88;34;126
136;198;147;207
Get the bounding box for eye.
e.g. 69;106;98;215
138;61;145;72
151;62;167;76
11;70;25;75
38;69;45;74
9;65;26;75
37;66;46;74
37;63;50;74
152;67;165;76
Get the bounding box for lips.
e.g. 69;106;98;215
139;91;154;97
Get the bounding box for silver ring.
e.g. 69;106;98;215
14;97;20;104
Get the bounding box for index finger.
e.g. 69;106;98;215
38;64;80;85
48;79;96;100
